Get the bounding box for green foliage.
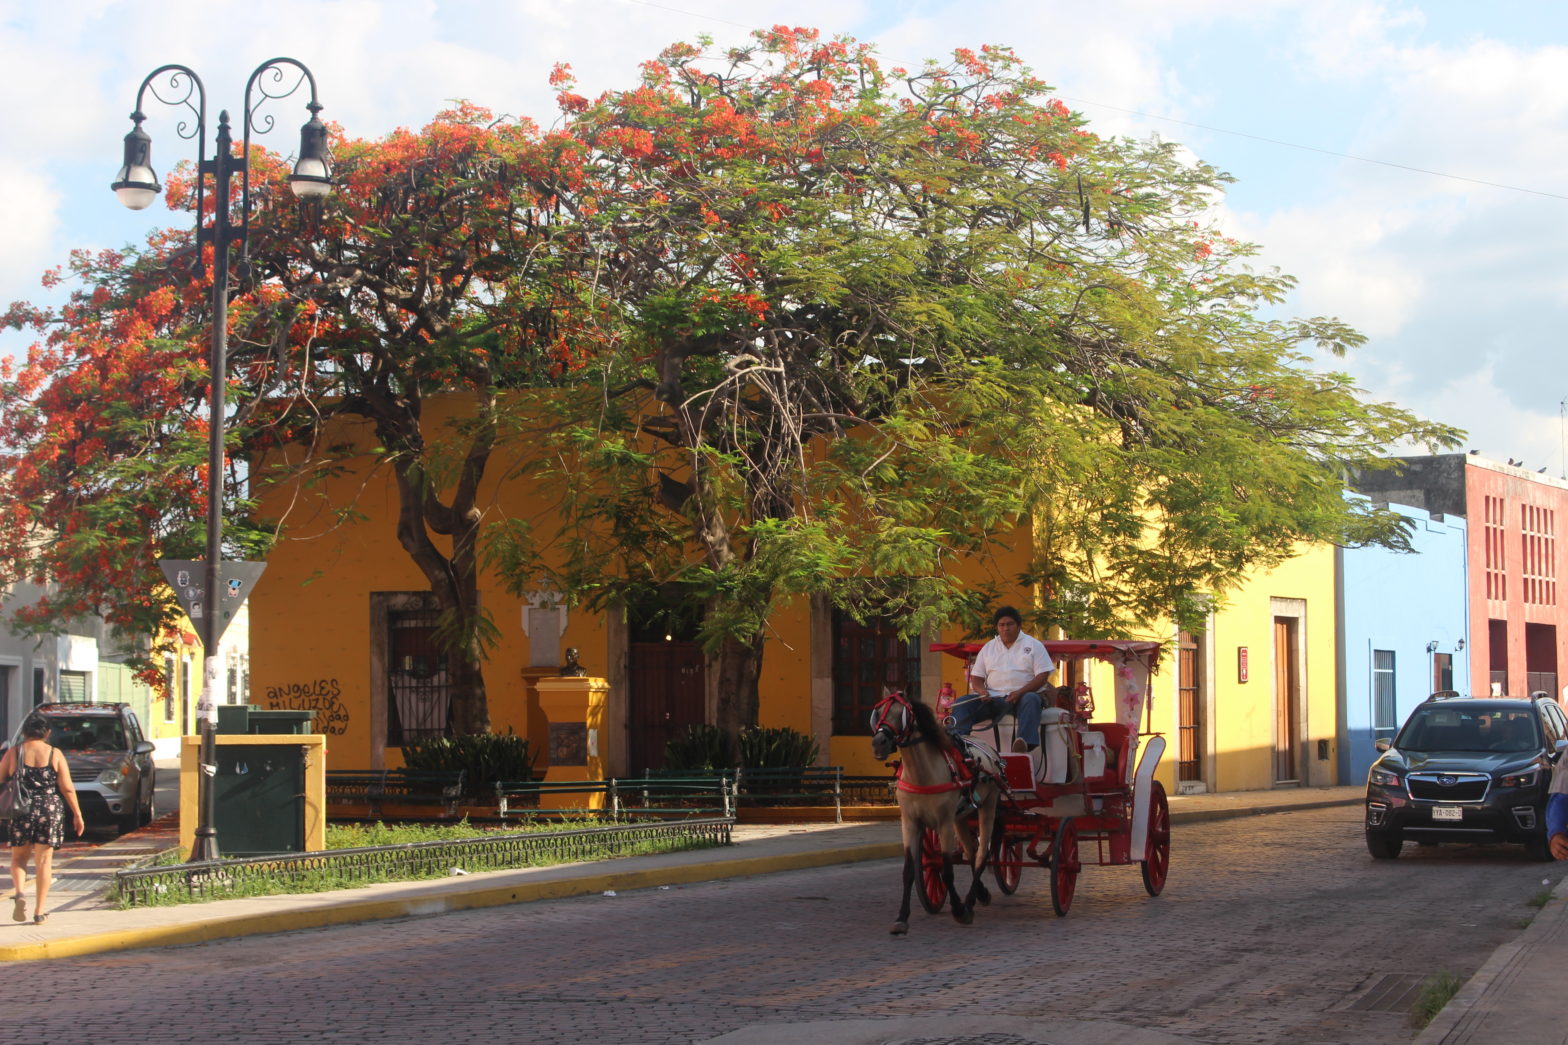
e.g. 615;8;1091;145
400;730;537;798
737;726;819;770
658;723;818;771
505;28;1461;737
1411;970;1463;1028
660;724;733;774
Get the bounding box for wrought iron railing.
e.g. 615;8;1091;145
112;817;733;908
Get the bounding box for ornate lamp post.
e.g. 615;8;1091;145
112;59;333;862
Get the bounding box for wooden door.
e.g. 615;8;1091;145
628;641;706;775
1273;617;1299;782
1178;631;1203;782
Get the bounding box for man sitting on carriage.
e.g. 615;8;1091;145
947;605;1056;753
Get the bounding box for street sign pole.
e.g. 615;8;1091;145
159;558;265;862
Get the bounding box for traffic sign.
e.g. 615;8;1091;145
158;560;267;648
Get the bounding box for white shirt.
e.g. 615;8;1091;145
970;633;1054;696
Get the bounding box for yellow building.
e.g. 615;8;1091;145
248;397;1337;796
138;603;251;758
1143;542;1339;794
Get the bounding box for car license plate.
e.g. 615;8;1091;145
1432;805;1463;821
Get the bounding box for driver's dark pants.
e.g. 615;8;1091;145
947;691;1044;747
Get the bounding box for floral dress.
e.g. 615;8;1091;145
7;746;65;849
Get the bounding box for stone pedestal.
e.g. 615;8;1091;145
535;676;609;810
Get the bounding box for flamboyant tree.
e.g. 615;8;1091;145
0;105;593;730
496;28;1460;737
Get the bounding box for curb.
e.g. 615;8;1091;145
1412;872;1568;1043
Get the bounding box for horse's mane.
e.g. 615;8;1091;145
907;695;959;753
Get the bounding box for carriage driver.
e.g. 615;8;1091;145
948;606;1055;752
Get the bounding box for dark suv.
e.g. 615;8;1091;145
4;703;157;835
1365;692;1568;860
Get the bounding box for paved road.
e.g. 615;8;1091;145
3;806;1554;1044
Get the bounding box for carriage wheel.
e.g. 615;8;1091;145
1141;780;1171;897
917;828;948;914
993;837;1023;895
1048;818;1079;917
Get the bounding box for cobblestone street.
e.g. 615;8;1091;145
2;806;1555;1044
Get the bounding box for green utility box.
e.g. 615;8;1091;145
211;743;308;856
215;704;255;735
215;705;316;735
249;709;315;734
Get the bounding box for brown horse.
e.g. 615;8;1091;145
870;690;1001;935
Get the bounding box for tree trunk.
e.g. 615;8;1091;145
710;620;764;740
389;426;493;737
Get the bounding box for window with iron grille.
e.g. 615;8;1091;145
163;655;176;723
1484;495;1507;601
1521;503;1556;605
387;611;454;746
832;611;921;735
1372;649;1396;732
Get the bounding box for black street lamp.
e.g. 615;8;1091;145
113;59;333;862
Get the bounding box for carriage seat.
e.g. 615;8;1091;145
1083;723;1134;787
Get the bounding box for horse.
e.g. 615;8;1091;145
870;690;1002;935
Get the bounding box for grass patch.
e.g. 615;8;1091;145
326;818;599;848
114;819;723;909
1411;970;1464;1028
1527;887;1554;909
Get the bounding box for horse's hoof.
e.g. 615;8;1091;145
891;921;908;935
975;884;992;906
954;906;974;926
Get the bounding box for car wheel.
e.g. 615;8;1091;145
138;790;154;827
1366;830;1403;859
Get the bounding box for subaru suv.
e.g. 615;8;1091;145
1365;692;1568;860
5;703;156;835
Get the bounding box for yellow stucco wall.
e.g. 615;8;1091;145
1154;542;1339;792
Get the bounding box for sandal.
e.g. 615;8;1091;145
10;894;23;923
32;913;46;924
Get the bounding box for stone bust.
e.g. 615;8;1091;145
559;647;588;677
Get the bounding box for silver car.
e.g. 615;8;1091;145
7;703;157;835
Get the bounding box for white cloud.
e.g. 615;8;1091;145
0;162;61;299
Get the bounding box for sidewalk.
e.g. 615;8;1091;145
0;784;1362;963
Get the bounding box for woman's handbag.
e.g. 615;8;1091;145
0;762;33;821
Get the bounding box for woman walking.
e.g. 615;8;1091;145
2;714;84;923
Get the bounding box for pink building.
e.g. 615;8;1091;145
1356;454;1568;700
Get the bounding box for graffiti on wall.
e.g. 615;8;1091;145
262;678;350;735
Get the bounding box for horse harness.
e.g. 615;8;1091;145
871;692;992;808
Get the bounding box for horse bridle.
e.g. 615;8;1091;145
871;691;971;795
870;691;923;749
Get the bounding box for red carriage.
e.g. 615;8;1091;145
889;639;1170;923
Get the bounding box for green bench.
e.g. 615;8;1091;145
610;776;734;820
493;776;734;821
494;779;613;819
325;769;466;818
735;765;845;822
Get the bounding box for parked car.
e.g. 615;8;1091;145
1364;691;1568;860
2;703;156;835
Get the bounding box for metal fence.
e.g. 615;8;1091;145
112;817;733;908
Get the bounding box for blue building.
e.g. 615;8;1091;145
1337;497;1469;783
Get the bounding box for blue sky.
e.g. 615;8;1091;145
5;0;1568;471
